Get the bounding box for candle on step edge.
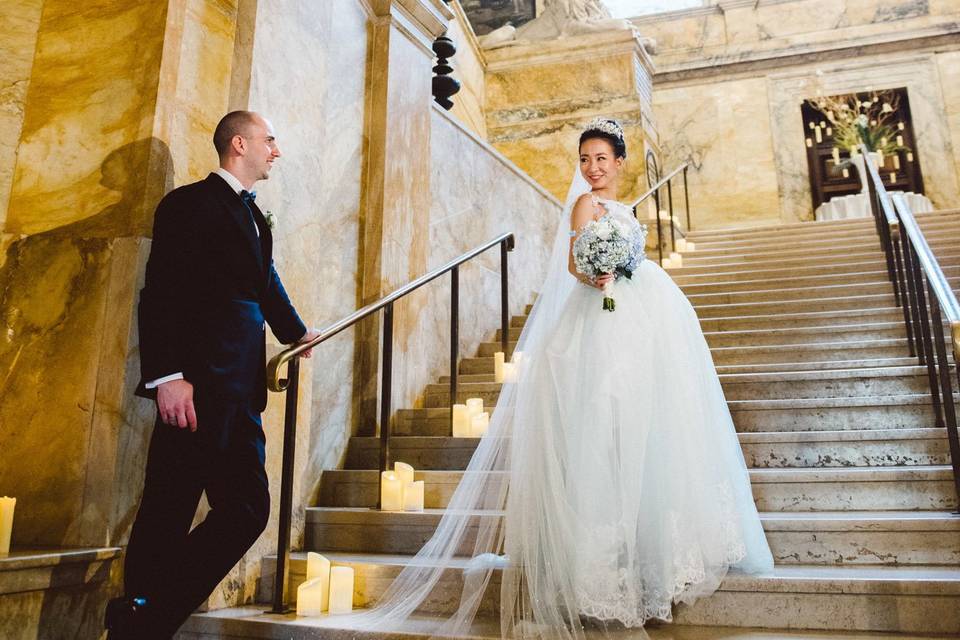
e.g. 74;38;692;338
686;241;696;252
471;412;490;438
403;480;425;512
842;168;850;178
0;497;14;555
669;252;683;267
676;238;687;252
328;566;354;614
381;471;402;511
893;155;900;170
395;461;414;486
494;351;505;383
832;147;840;164
296;577;326;616
814;126;822;143
466;398;484;420
452;404;471;438
305;551;331;611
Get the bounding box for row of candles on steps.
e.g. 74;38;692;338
296;552;354;616
806;120;913;183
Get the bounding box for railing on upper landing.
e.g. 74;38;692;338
262;232;515;613
629;154;692;266
860;144;960;506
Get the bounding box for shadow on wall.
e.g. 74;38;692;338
0;137;173;548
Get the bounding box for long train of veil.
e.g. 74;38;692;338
351;167;600;639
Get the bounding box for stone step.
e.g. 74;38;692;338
317;466;957;512
728;394;953;432
684;222;960;256
422;368;936;407
685;209;959;243
251;555;960;634
347;428;949;471
396;394;948;436
448;357;929;381
670;252;960;285
693;293;898;319
178;608;960;640
494;320;909;346
301;507;960;567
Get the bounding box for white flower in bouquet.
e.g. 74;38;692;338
572;216;647;312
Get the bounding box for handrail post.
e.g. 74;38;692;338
450;267;459;431
682;166;691;231
501;240;510;356
927;287;960;507
270;355;300;613
379;303;394;476
667;179;675;252
654;189;663;266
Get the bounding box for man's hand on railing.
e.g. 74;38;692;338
296;327;322;358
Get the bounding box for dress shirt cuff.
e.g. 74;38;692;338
145;372;185;389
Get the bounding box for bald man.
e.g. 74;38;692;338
105;111;320;639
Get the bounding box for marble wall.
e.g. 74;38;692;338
200;0;371;610
640;0;960;227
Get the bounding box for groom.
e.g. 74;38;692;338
105;111;320;639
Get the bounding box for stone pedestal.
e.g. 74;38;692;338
483;28;658;204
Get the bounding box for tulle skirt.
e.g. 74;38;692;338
504;259;773;629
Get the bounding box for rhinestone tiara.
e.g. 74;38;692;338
582;117;624;140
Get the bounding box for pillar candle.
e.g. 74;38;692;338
896;135;903;147
877;151;884;166
403;480;425;512
380;471;402;511
676;238;687;252
661;257;674;269
466;398;484;419
470;412;490;438
898;121;905;130
814;126;822;143
328;566;354;614
889;172;896;182
0;497;14;555
305;551;331;613
842;168;850;178
669;252;683;267
826;126;832;136
395;462;414;486
686;241;696;252
832;147;840;164
494;351;505;383
452;404;471;438
893;155;901;170
907;152;914;162
296;577;327;616
805;138;812;148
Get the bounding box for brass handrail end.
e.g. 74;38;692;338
267;353;291;392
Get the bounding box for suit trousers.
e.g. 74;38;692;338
123;394;270;639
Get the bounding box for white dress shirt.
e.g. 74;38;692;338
145;168;256;390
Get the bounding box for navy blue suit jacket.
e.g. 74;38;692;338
136;173;306;412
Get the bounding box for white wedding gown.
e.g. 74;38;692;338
357;196;773;639
505;198;773;629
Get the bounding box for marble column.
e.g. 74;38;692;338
355;0;453;436
484;28;658;205
0;0;238;550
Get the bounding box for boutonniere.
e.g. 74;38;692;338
264;210;276;229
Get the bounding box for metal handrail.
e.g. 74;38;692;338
266;232;516;613
860;146;960;506
628;162;691;266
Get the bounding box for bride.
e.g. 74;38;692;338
357;118;773;638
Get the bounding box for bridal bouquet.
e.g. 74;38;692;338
573;217;646;311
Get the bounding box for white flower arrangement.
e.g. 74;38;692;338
573;216;646;312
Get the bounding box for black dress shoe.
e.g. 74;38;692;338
104;596;149;639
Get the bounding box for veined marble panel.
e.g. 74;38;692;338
216;0;369;611
935;50;960;189
0;0;42;232
653;76;781;229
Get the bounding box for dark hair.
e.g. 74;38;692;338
213;111;258;156
579;122;627;159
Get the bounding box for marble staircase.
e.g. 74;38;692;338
178;211;960;639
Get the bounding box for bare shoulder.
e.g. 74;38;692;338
570;192;598;225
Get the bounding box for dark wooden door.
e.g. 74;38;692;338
803;87;924;211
